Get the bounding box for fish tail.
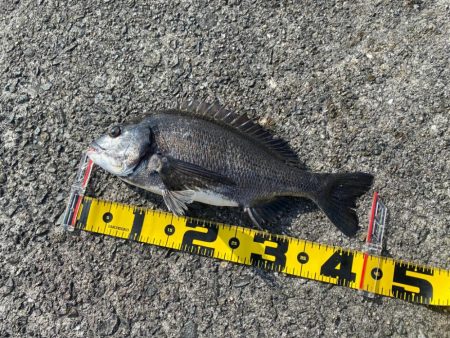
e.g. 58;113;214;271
313;172;374;236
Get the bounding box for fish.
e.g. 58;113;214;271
87;100;374;236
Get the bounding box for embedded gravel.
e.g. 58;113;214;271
1;1;449;337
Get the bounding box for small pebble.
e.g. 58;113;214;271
26;86;38;98
40;132;50;143
96;314;120;336
23;48;35;57
240;78;256;88
180;321;198;338
143;51;161;68
145;285;157;297
67;308;79;318
41;82;52;91
17;94;30;104
0;277;14;296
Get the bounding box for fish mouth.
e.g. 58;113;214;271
87;141;105;153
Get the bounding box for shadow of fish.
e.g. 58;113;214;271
87;100;373;236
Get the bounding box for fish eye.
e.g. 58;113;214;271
109;126;121;138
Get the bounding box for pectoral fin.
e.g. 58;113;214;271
148;154;235;191
148;154;235;215
162;189;195;216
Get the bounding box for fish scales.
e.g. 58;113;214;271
147;112;305;199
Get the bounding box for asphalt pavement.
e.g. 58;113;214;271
0;1;449;337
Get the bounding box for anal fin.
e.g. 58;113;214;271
245;197;295;228
244;207;264;230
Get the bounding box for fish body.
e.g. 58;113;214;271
87;101;373;236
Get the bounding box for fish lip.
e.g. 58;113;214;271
87;141;105;153
86;141;106;155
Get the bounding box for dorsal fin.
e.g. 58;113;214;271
169;99;305;169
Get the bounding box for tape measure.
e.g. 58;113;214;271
62;154;450;306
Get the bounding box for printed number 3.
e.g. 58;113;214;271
250;234;289;271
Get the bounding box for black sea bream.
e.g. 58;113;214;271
87;101;373;236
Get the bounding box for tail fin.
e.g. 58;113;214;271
314;172;374;237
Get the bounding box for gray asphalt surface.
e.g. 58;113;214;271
1;0;449;337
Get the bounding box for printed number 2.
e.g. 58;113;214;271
320;251;356;286
181;220;218;257
392;263;433;302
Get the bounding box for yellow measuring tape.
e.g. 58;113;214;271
74;196;449;306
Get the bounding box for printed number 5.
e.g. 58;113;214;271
392;263;433;302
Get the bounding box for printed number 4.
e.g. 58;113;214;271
320;251;356;285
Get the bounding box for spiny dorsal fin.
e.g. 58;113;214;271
172;99;305;169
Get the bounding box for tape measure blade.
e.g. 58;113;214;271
74;197;450;307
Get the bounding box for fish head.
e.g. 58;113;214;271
87;122;151;176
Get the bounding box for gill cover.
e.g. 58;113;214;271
87;122;152;176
